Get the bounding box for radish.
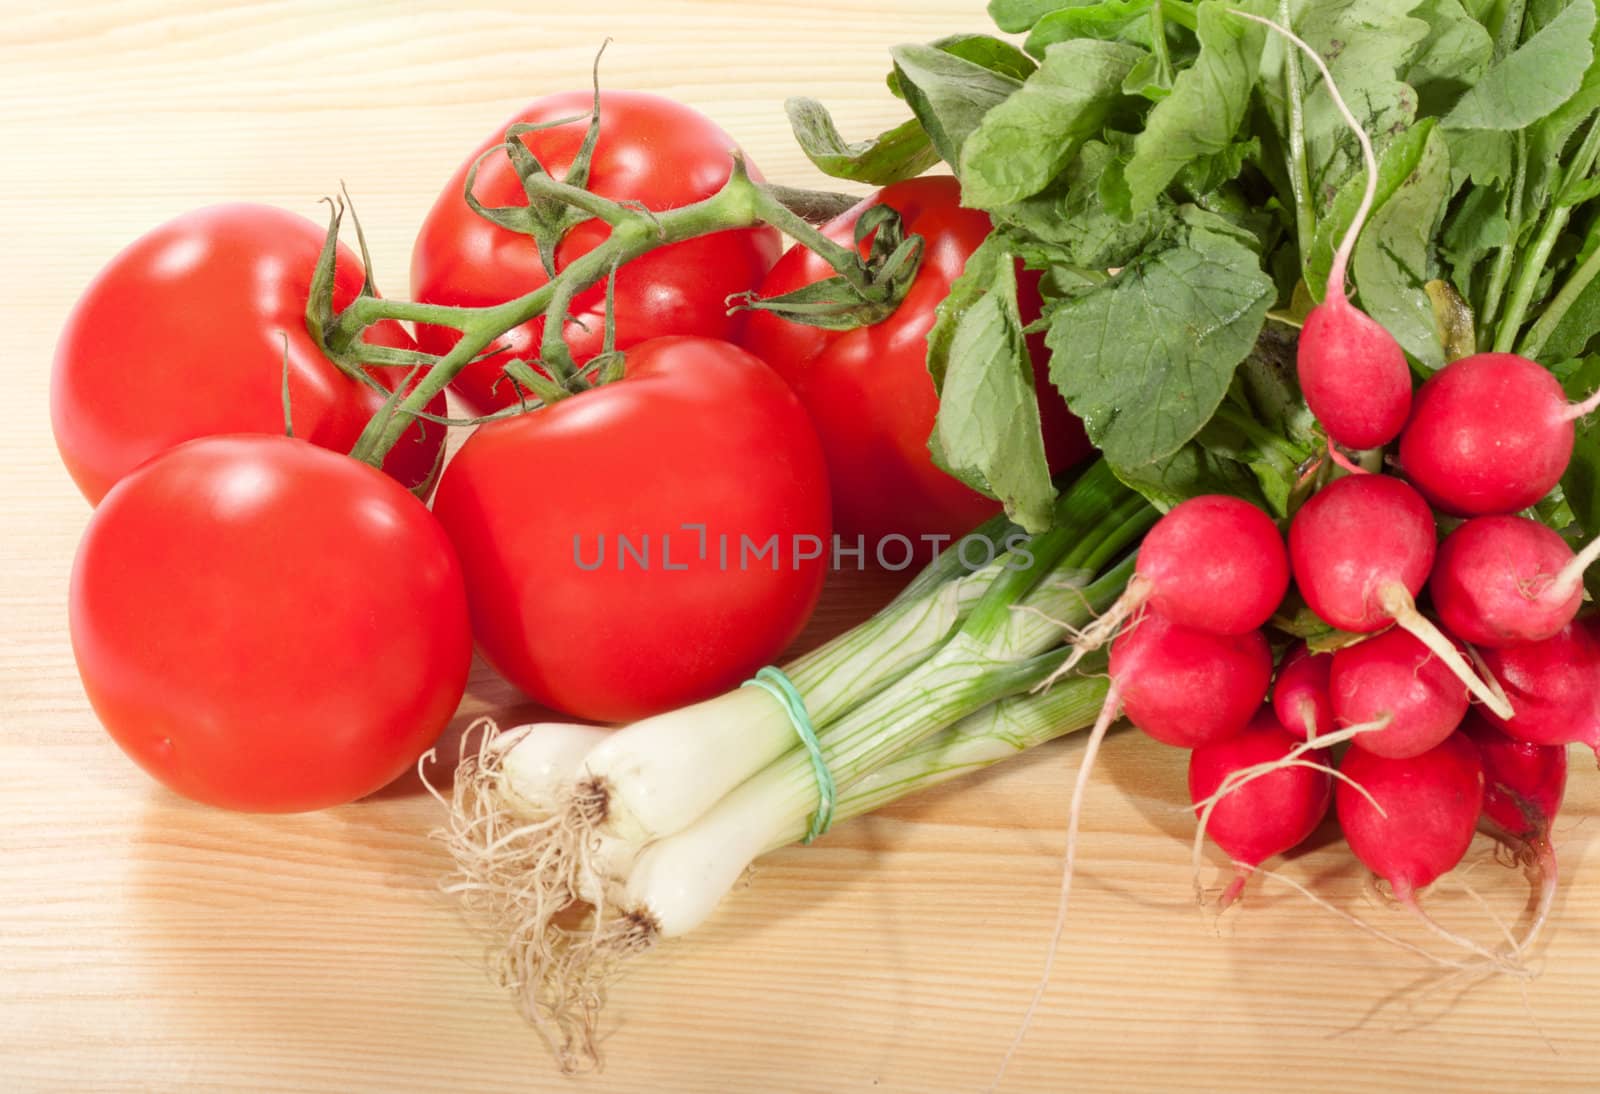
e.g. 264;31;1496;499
1335;733;1528;970
1460;712;1566;954
1109;613;1273;748
1061;494;1288;669
1188;708;1333;907
1399;352;1600;516
1234;10;1410;450
1288;473;1512;719
1431;515;1597;648
1130;495;1289;634
1330;627;1469;759
1272;641;1333;741
1478;618;1600;753
1337;734;1482;900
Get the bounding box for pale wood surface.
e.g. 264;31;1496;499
3;3;1598;1091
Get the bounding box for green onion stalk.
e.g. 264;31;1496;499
429;461;1153;1072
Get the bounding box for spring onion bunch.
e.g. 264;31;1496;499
428;459;1152;1071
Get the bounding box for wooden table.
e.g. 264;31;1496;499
4;3;1597;1090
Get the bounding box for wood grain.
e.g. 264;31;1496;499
3;3;1598;1091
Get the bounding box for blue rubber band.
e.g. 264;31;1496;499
743;665;834;844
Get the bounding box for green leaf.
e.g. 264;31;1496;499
1177;137;1260;198
1404;0;1496;116
1124;1;1265;213
927;244;1057;531
993;141;1176;270
1352;126;1454;370
1560;355;1600;596
1441;183;1511;275
988;0;1090;33
784;99;939;185
1043;208;1276;468
927;236;1006;392
1306;121;1438;297
890;42;1026;168
886;34;1038;100
933;34;1042;83
1025;0;1156;56
1527;8;1600;198
1121;51;1175;100
1444;128;1515;188
1442;0;1596;129
1110;441;1269;513
957;39;1145;209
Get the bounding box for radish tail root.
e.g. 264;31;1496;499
1379;584;1515;719
1523;838;1560;958
1395;888;1533;977
1218;868;1250;910
1239;863;1477;969
1560;385;1600;422
1552;535;1600;601
990;679;1121;1091
1035;580;1150;692
1482;833;1560;959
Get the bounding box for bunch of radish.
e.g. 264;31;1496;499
1185;11;1595;940
1048;9;1600;962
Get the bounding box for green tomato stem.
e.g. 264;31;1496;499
342;158;764;467
745;184;878;295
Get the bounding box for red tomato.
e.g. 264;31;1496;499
69;435;472;812
410;90;782;413
738;176;1092;551
430;337;830;723
52;203;446;505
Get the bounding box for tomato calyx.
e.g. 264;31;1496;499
464;121;614;285
732;201;925;330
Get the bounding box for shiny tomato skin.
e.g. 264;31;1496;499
410;90;782;413
69;435;472;812
738;176;1092;550
52;203;445;505
430;337;830;723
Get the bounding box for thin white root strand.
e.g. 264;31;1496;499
1451;870;1560;1055
1230;8;1377;296
1396;893;1533;978
1033;581;1149;692
989;679;1121;1092
1451;876;1522;957
1380;584;1515;720
1472;831;1560;961
1237;863;1475;969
